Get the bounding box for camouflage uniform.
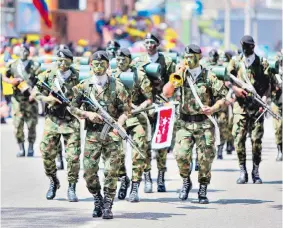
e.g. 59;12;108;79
174;68;227;188
33;67;81;184
71;71;130;217
228;53;270;183
133;52;176;192
5;58;40;156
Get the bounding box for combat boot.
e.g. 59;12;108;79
276;144;282;161
144;171;153;193
102;194;113;219
46;175;60;200
157;170;166;192
56;153;64;170
129;181;140;202
252;164;262;184
226;141;234;155
118;176;130;200
92;192;103;217
217;144;224;160
237;164;248;184
16;143;25;157
67;183;79;202
198;184;209;204
179;177;193;200
27;143;34;157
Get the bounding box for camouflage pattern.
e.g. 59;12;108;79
228;54;270;165
272;103;282;145
173;67;228;184
71;74;130;198
113;65;153;182
33;67;81;183
5;59;40;143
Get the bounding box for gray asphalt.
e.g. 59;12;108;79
1;117;282;228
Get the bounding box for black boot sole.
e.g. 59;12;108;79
92;211;103;218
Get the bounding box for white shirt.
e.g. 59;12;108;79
147;52;159;63
91;74;108;88
187;66;202;80
243;53;255;67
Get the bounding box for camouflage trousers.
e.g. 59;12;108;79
40;118;81;183
173;120;216;184
11;97;38;143
216;106;233;145
84;131;122;200
144;148;168;172
272;103;282;145
118;140;127;178
232;114;264;165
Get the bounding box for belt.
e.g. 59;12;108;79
180;114;208;123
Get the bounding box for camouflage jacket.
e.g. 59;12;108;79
5;59;40;102
33;67;80;133
132;53;176;98
178;66;228;117
228;54;270;115
269;62;282;107
71;74;130;130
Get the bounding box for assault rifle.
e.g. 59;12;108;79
78;91;144;158
229;74;281;120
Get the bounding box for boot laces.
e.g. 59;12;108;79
104;195;113;209
144;172;151;182
93;193;103;207
120;176;128;190
131;182;139;194
253;165;260;178
158;171;164;185
199;185;207;196
181;178;190;192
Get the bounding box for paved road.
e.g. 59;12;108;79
1;117;282;228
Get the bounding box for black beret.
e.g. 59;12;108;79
21;44;30;52
57;48;73;60
92;50;109;62
185;44;201;54
209;49;219;57
145;33;159;44
241;35;255;45
106;40;120;49
116;48;131;58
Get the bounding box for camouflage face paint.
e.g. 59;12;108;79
184;53;200;69
57;57;72;72
144;39;158;55
116;56;131;72
92;60;109;76
19;47;29;61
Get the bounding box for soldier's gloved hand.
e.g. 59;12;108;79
42;95;62;107
259;96;267;113
83;111;103;124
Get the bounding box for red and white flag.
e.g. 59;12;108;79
151;105;176;149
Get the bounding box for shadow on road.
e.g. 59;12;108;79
212;169;238;172
115;212;185;220
177;205;216;210
263;180;283;184
208;199;274;205
1;207;93;226
270;205;282;210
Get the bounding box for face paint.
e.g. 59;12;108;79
57;57;72;72
116;56;131;71
184;53;200;69
19;47;29;61
241;43;254;57
92;60;109;76
144;39;158;55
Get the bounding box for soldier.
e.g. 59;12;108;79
106;40;121;60
133;33;176;193
227;35;270;184
71;51;130;219
113;48;153;202
171;44;228;203
269;53;282;161
32;49;81;202
2;44;40;157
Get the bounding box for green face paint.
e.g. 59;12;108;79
116;56;130;72
57;57;72;72
92;60;108;76
184;53;200;69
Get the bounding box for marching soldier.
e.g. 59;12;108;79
71;51;131;219
106;40;121;60
133;33;176;193
227;35;270;184
112;48;153;202
170;44;228;203
32;49;81;202
2;44;40;157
